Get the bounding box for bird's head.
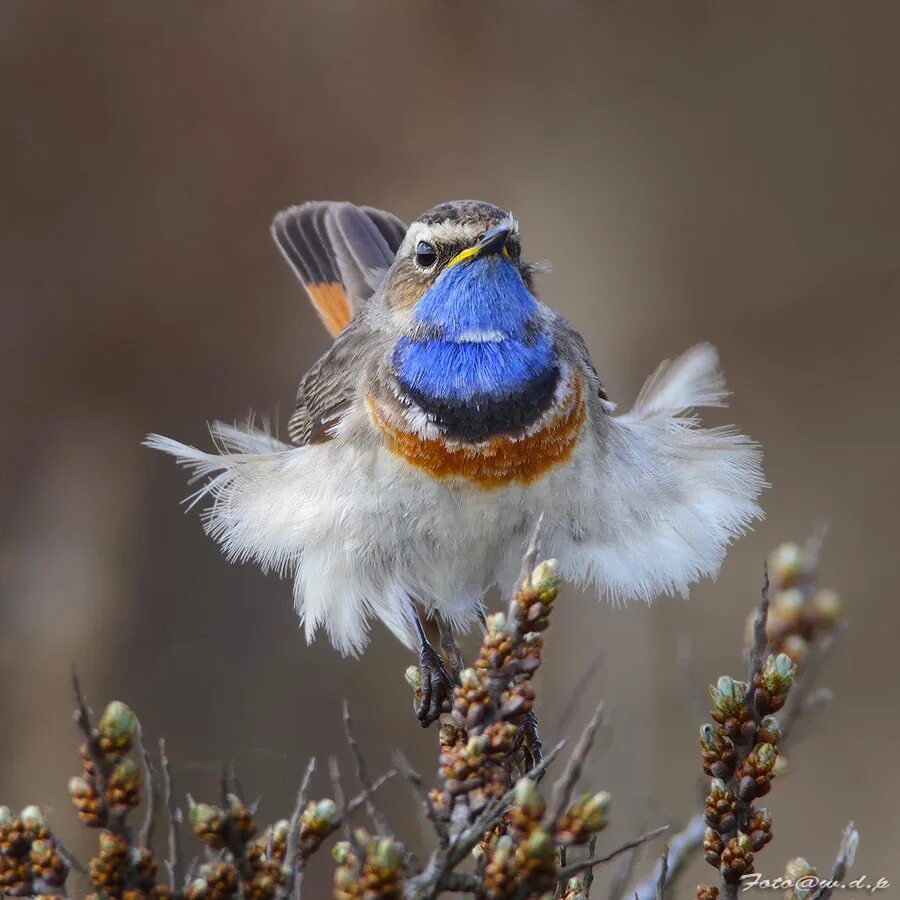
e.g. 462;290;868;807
377;200;559;440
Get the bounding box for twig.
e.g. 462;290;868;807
276;756;317;900
50;830;87;876
438;740;565;875
342;700;394;838
71;670;113;827
810;822;859;900
393;751;448;845
343;769;397;819
553;646;606;736
219;776;254;882
746;566;770;690
555;825;668;880
655;847;669;900
547;700;605;827
328;756;345;811
137;723;159;849
582;834;599;897
632;815;705;900
518;512;546;586
228;761;245;804
159;738;184;892
779;625;844;741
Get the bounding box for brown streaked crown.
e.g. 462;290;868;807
414;199;511;229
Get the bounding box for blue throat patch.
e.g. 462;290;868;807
392;256;560;440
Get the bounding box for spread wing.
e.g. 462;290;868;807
272;201;407;337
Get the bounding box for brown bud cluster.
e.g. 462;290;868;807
185;861;240;899
88;829;130;896
435;560;561;827
719;833;754;884
746;807;773;852
561;875;589;900
479;777;612;900
699;544;807;893
69;700;142;830
704;779;737;835
553;790;611;845
696;885;720;900
0;806;67;898
700;725;737;780
298;798;340;860
332;832;405;900
747;542;844;668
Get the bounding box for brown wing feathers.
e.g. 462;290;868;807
271;202;406;338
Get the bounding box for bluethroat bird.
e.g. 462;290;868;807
147;200;764;723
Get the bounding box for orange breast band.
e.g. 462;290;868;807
368;377;586;489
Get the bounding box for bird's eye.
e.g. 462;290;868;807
415;240;438;269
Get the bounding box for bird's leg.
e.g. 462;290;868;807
410;607;453;727
436;616;465;682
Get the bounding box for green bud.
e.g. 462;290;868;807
315;798;337;823
188;802;223;828
30;838;52;856
525;828;554;862
768;542;804;585
186;878;208;897
710;676;747;714
784;855;816;894
758;715;782;745
773;588;805;621
810;588;842;626
753;743;777;771
581;790;611;832
332;841;354;865
370;837;403;872
709;778;728;799
459;667;481;689
98;700;137;742
111;757;140;783
736;831;751;851
404;666;422;690
465;735;488;758
762;653;796;694
334;866;356;890
699;724;717;749
529;559;561;597
485;611;507;634
20;805;45;829
513;778;545;816
491;834;514;864
271;819;290;843
68;775;91;798
98;830;122;853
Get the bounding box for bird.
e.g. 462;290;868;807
146;199;764;723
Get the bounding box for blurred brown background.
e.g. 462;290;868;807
2;1;899;894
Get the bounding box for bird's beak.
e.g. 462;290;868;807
445;224;511;269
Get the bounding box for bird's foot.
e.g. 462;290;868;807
415;640;454;727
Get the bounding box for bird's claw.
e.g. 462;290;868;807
415;641;454;727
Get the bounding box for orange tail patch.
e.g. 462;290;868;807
307;282;352;337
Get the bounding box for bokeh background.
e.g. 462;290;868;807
3;1;899;894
